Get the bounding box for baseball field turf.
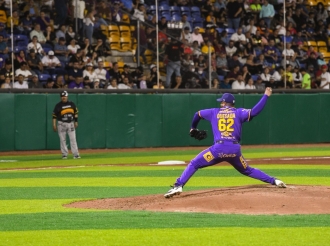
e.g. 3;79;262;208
0;145;330;246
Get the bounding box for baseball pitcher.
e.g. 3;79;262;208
165;87;286;198
52;91;80;159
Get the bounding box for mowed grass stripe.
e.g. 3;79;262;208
0;186;212;200
1;176;329;187
0;212;330;231
1;169;330;179
0;147;329;169
1;228;330;246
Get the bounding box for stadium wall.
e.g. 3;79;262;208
1;93;329;151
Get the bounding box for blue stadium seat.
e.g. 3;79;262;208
148;5;156;15
159;13;171;21
13;46;26;53
170;6;181;15
180;6;191;15
171;15;181;22
251;75;259;81
193;17;204;28
39;74;51;82
52;74;58;81
159;5;170;15
216;28;224;33
218;75;224;82
191;6;201;18
226;28;235;34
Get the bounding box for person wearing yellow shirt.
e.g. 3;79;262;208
283;64;294;88
7;9;20;29
301;68;311;89
201;40;215;55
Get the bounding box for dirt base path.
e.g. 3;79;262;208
66;185;330;215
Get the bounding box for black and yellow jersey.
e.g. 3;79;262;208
52;101;78;123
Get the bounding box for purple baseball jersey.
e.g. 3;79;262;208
174;95;277;187
198;106;251;143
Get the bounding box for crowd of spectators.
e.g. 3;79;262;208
0;0;330;90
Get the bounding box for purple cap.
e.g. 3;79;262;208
217;93;235;104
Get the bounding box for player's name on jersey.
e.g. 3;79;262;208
217;113;236;119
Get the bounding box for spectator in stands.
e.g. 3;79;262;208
250;0;261;13
7;9;21;34
245;41;256;57
164;37;183;88
72;0;86;39
68;75;84;89
119;76;133;89
83;63;97;88
44;26;56;48
107;78;118;89
84;9;95;45
181;27;193;45
13;74;29;89
263;39;279;64
41;50;64;75
56;25;67;41
292;66;302;88
54;37;70;64
216;51;229;76
22;0;39;20
301;68;311;89
1;76;11;89
232;75;246;89
227;65;241;83
230;27;247;49
15;62;32;82
30;24;47;45
241;65;252;83
228;53;241;70
21;11;33;35
158;17;168;32
53;74;67;89
94;60;109;88
147;64;158;88
206;11;217;26
181;14;191;32
225;40;237;57
54;0;68;28
317;53;327;67
226;0;242;30
292;8;306;32
44;78;55;89
66;26;76;43
244;54;260;74
14;50;29;69
192;40;202;57
111;1;123;22
131;66;143;85
259;0;275;28
35;11;50;31
108;62;122;84
93;38;112;62
96;0;112;24
0;34;8;59
27;49;44;76
260;67;271;83
191;27;204;47
28;74;42;88
0;23;8;41
67;39;80;55
131;3;147;22
320;64;330;89
304;52;319;72
68;61;83;82
255;76;265;90
283;64;294;88
316;3;328;24
81;38;95;60
203;27;216;43
245;78;256;89
69;49;86;69
220;76;231;89
0;60;13;86
27;36;45;57
244;19;257;35
201;40;215;55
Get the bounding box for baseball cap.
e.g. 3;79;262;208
123;64;130;68
150;64;156;69
321;65;327;69
86;63;93;67
217;93;235;104
194;26;200;30
48;50;54;55
61;91;68;97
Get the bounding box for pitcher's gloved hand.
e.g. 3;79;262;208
189;129;207;141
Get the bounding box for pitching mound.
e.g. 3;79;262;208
66;185;330;215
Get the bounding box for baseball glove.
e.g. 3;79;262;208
190;129;207;141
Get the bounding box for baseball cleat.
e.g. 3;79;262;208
62;156;67;159
164;185;182;198
73;155;81;159
275;179;287;188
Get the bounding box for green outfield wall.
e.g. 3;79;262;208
0;93;329;151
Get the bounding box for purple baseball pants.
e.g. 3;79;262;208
175;142;276;186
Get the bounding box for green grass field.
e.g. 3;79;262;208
1;146;330;246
